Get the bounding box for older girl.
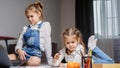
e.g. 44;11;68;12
14;1;52;66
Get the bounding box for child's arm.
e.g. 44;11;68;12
15;26;28;61
15;26;28;53
53;49;65;66
53;53;60;62
43;22;53;65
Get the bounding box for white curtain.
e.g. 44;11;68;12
93;0;120;38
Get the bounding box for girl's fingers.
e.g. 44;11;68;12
19;54;25;60
23;54;26;60
54;53;60;59
19;51;27;61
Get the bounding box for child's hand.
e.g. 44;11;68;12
88;35;98;50
17;49;28;61
54;53;60;60
53;53;60;63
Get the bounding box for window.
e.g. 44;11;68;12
93;0;119;38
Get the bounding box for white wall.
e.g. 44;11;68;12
61;0;75;48
0;0;35;48
61;0;75;32
0;0;35;37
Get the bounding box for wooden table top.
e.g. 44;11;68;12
10;64;120;68
93;64;120;68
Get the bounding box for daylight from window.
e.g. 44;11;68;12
93;0;119;38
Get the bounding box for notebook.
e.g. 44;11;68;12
0;46;12;68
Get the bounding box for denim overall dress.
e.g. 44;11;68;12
22;23;42;60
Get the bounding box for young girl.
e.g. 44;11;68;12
53;28;86;67
53;28;114;67
14;1;52;66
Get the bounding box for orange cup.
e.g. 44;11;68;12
67;62;80;68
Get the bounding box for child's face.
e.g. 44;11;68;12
26;11;41;25
64;36;79;52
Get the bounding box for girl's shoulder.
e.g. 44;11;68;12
42;21;50;23
42;21;51;26
41;21;51;30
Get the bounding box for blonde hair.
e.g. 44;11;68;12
25;1;44;20
63;28;86;53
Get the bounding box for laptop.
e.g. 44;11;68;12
0;45;12;68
